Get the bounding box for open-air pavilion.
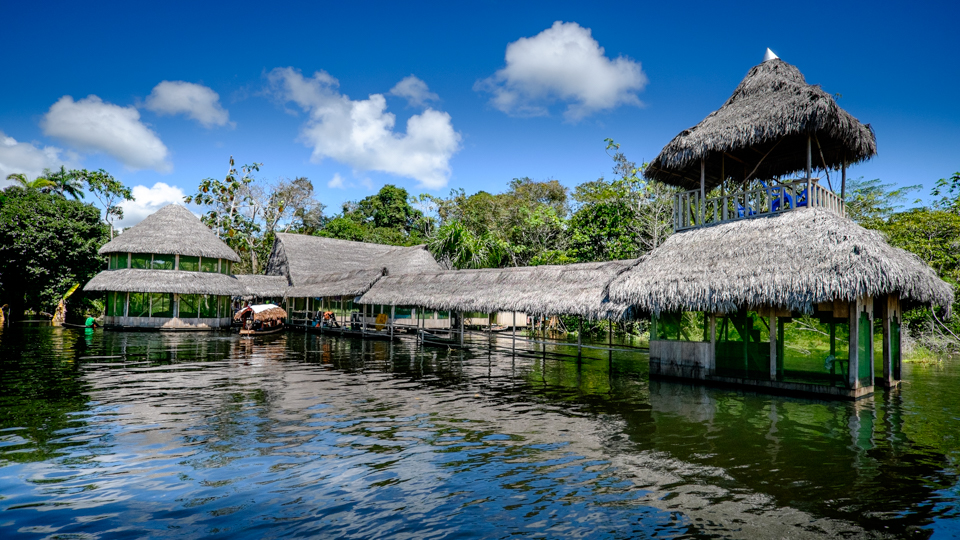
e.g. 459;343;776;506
608;51;954;399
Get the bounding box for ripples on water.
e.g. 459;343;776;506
0;327;958;539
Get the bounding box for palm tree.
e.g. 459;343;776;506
5;173;55;192
40;166;85;199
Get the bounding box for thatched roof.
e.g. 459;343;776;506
607;209;954;315
234;274;290;299
234;304;287;323
83;269;243;296
99;204;241;262
286;268;386;299
644;58;877;190
264;233;442;298
359;261;633;320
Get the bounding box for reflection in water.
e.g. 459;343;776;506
0;327;958;539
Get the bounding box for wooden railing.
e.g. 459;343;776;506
674;179;845;231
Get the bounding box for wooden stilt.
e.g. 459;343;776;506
848;302;859;389
700;159;706;225
460;312;465;347
769;314;778;381
390;304;395;340
882;294;892;387
512;311;516;350
578;317;582;355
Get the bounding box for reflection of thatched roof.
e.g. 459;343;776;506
234;304;286;322
359;261;633;320
234;274;290;299
645;58;877;191
83;269;243;296
607;209;954;315
264;233;442;298
99;204;241;262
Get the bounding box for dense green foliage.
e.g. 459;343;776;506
0;187;109;320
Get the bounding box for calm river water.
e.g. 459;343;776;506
1;326;959;539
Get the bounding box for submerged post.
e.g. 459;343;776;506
578;317;582;355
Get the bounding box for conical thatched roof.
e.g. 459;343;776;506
644;58;877;190
359;261;633;320
83;269;243;296
264;233;442;297
99;204;240;262
607;209;953;315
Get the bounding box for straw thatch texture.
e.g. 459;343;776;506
266;233;441;283
286;268;386;298
99;204;241;262
607;208;954;315
645;59;877;190
359;261;633;320
234;275;290;299
234;305;287;323
84;269;244;295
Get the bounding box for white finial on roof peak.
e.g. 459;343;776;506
763;48;779;62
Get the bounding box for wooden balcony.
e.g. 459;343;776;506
674;179;845;231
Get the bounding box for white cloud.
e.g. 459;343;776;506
117;182;185;227
41;95;171;171
328;172;345;189
389;75;439;107
266;67;461;189
145;81;231;128
0;131;76;186
476;21;647;121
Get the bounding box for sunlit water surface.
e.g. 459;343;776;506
1;327;959;539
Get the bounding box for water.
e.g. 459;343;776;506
1;327;959;539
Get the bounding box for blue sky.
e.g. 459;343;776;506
2;0;957;225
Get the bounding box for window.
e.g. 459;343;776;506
152;254;175;270
179;256;199;272
130;253;151;269
106;291;124;316
151;293;174;317
108;253;128;270
220;296;231;317
200;258;219;273
418;309;436;320
394;307;413;319
220;261;231;274
200;295;218;318
652;312;707;342
129;292;149;317
179;294;199;318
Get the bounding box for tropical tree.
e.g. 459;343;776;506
5;173;55;192
39;166;86;200
77;169;134;239
0;187;108;320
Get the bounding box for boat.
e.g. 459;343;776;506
235;303;287;336
419;329;466;348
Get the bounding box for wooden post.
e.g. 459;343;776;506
460;312;465;347
390;304;395;340
881;294;892;387
806;135;812;182
578;317;582;355
700;159;706;225
841;157;847;201
361;302;367;337
709;314;717;375
512;311;516;350
769;314;778;381
848;301;859;389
